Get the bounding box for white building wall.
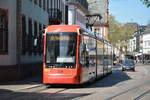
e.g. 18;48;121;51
143;34;150;54
68;5;75;25
128;37;136;52
128;39;132;52
0;0;17;65
68;5;87;28
76;9;86;28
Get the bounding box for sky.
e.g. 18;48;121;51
109;0;150;25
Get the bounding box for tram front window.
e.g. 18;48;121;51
46;32;77;68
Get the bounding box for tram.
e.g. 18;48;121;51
43;25;113;84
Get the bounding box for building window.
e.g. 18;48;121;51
39;0;42;8
47;0;49;12
145;41;150;47
51;0;53;8
34;0;38;5
34;21;38;54
38;23;42;54
39;23;42;32
57;0;59;9
148;41;150;46
34;21;37;36
28;18;33;54
59;0;61;9
62;1;64;22
55;0;57;8
28;18;32;36
43;0;46;10
0;9;8;54
22;15;26;55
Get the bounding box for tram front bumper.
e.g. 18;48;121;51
43;74;80;84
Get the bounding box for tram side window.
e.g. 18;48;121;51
87;37;96;67
79;34;97;68
103;43;108;66
108;45;113;65
79;36;89;67
97;40;104;66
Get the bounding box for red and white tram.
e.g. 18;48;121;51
43;25;113;84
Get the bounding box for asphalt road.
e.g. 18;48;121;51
0;64;150;100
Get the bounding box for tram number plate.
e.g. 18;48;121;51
57;70;64;73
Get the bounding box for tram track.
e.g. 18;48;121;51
1;65;150;100
134;90;150;100
104;78;150;100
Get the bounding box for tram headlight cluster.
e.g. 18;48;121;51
65;66;75;69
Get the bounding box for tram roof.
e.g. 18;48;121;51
80;26;104;40
46;25;80;33
45;25;109;44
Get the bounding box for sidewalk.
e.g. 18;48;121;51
0;76;43;91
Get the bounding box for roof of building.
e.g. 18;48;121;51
143;24;150;34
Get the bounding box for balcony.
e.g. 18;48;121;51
48;8;62;25
68;0;88;10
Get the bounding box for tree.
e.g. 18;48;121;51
141;0;150;7
120;23;138;40
108;15;121;45
118;23;138;53
108;15;138;53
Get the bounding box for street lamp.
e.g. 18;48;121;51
86;14;102;30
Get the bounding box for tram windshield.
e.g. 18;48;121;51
46;32;77;67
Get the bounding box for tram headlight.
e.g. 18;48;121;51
44;69;48;72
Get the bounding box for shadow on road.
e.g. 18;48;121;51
90;68;131;88
0;75;42;85
0;89;92;100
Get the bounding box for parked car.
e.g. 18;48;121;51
121;60;135;71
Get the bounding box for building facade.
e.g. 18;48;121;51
128;36;136;52
143;33;150;54
0;0;49;81
48;0;66;25
0;0;90;82
47;0;89;26
87;0;109;40
67;0;89;28
128;25;150;63
142;25;150;63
